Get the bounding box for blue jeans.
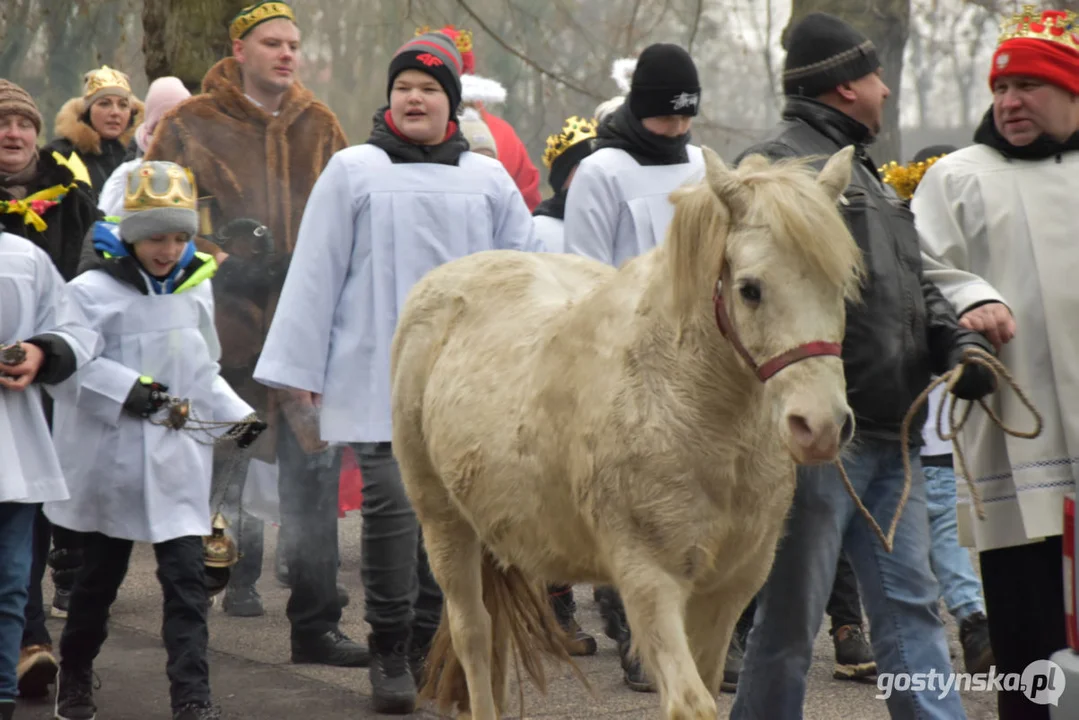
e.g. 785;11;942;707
923;466;984;622
731;437;965;720
0;502;36;701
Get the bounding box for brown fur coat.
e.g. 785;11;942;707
146;57;348;458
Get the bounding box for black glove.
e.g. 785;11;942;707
946;344;997;401
123;377;170;418
234;419;268;449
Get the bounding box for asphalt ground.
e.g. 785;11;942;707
16;514;1000;719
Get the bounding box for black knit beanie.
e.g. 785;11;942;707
628;43;701;120
783;13;880;98
387;32;464;117
912;144;956;163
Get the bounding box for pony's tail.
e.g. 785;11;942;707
419;552;591;716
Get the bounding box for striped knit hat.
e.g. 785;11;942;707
387;32;463;116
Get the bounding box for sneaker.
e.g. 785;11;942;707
959;611;994;675
173;702;222;720
222;585;264;617
833;624;876;681
54;666;97;720
369;632;416;714
18;643;58;698
51;587;71;619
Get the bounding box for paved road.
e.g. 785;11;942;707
17;515;999;719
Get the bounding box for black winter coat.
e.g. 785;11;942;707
736;97;993;444
0;150;101;281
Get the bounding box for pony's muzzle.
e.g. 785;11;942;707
785;405;855;464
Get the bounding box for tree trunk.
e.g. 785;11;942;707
785;0;910;165
142;0;249;93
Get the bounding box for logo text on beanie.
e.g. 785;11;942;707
416;53;444;67
671;92;700;111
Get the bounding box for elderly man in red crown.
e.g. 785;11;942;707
914;5;1079;717
427;25;542;211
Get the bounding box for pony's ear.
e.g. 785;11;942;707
817;145;855;201
702;145;750;223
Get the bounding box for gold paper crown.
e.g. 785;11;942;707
543;116;598;169
998;5;1079;51
879;154;947;200
415;25;473;54
83;66;131;101
124;161;197;213
229;1;296;42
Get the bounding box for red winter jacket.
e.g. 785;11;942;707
479;105;541;211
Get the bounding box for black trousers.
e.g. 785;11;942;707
59;533;210;710
215;414;344;638
980;535;1065;720
354;442;442;640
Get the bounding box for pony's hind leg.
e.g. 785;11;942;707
617;562;718;720
423;522;500;720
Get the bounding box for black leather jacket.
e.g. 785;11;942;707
736;97;993;444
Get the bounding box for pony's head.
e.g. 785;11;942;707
666;145;864;465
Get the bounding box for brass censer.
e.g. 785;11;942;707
203;512;239;597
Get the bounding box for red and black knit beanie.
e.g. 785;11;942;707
387;32;464;116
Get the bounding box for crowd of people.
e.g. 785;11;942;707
0;1;1075;719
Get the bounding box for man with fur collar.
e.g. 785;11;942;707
914;8;1079;717
145;0;360;668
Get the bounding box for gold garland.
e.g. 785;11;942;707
879;154;946;200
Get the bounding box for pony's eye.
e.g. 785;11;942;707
739;281;762;304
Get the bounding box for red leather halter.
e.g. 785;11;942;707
712;277;843;382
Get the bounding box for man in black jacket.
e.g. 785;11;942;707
729;14;995;720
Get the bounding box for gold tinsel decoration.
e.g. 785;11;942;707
879;155;947;200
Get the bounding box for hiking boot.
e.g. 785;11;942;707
833;624;876;681
549;586;597;657
18;643;58;698
222;585;264;617
618;639;655;693
51;587;71;619
721;633;744;693
959;611;994;675
369;631;416;714
291;628;370;667
54;665;97;720
173;702;222;720
409;628;436;687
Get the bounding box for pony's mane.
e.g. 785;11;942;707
735;155;865;302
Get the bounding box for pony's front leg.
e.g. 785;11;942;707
618;565;717;720
685;584;743;696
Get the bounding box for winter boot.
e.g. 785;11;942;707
18;643;58;698
173;702;222;720
833;624;877;680
549;585;597;656
54;664;97;720
369;630;416;714
959;611;994;675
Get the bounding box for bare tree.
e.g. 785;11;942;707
142;0;249;93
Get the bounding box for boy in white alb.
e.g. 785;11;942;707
253;30;541;714
0;232;99;720
46;161;265;720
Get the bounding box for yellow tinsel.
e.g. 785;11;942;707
879;155;946;200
